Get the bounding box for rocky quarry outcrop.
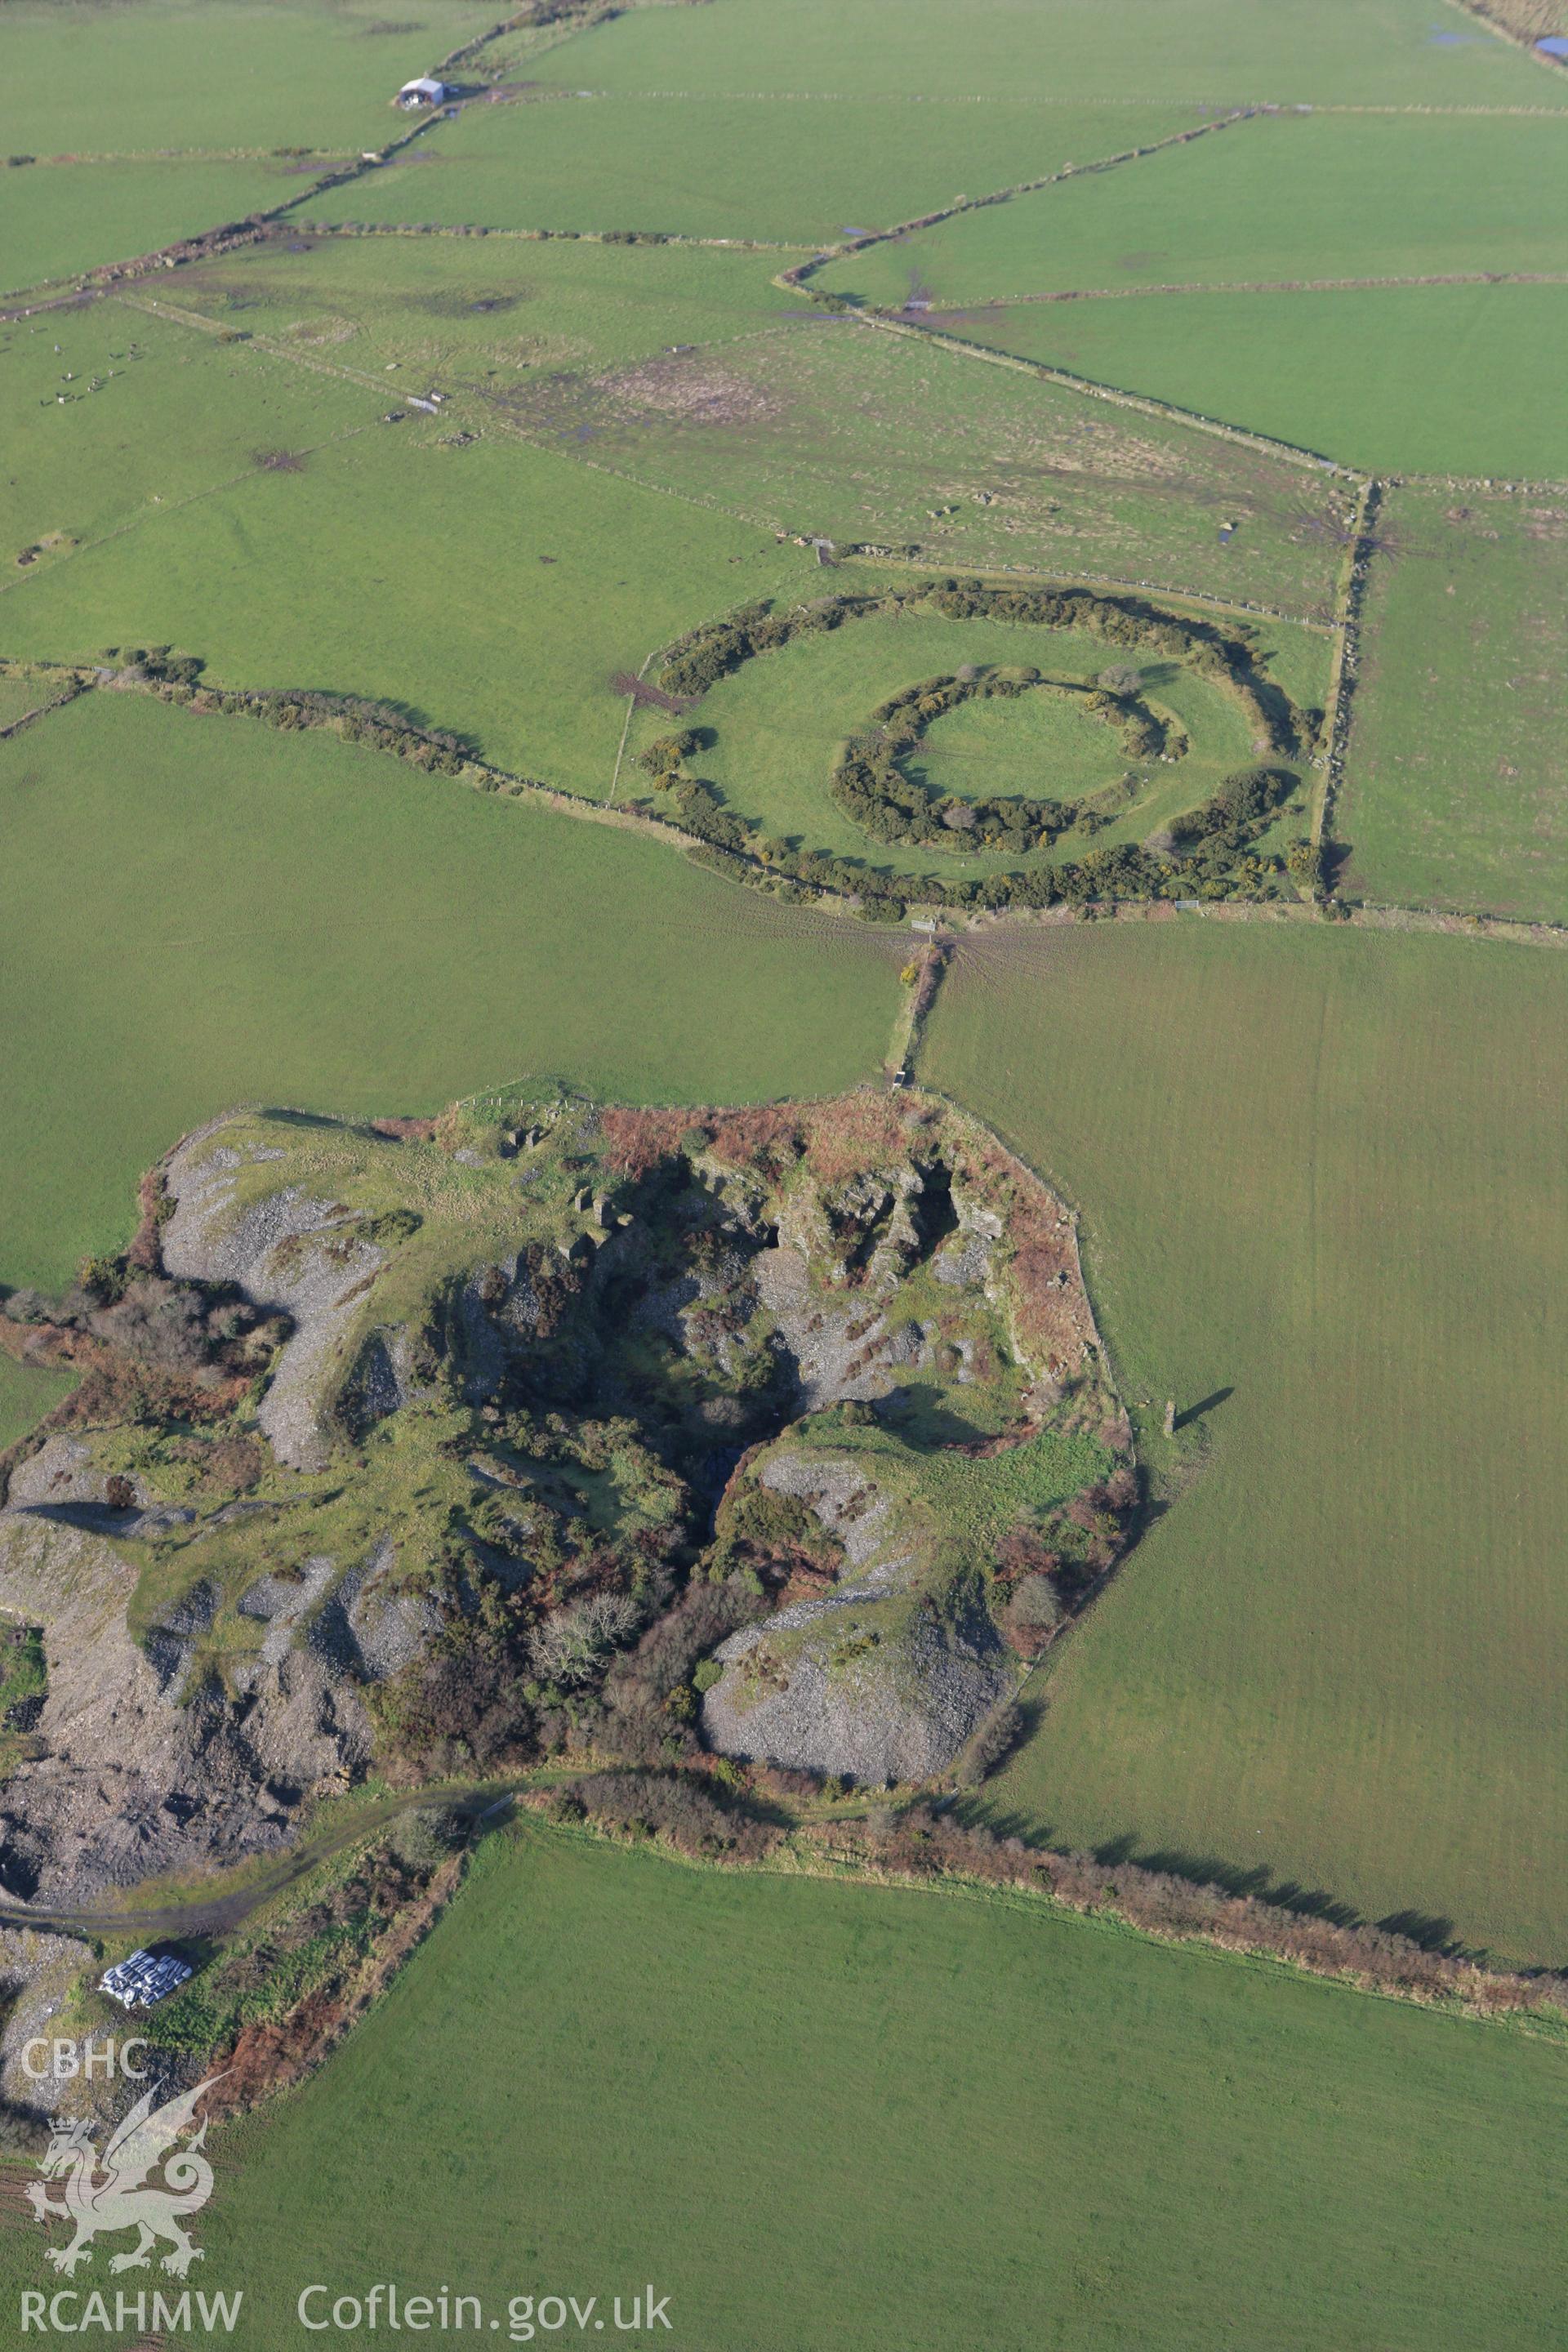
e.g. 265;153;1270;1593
0;1088;1134;1908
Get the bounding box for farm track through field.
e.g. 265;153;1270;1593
0;1783;525;1942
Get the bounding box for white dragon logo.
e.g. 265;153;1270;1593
26;2074;225;2278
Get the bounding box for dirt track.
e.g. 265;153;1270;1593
0;1784;520;1943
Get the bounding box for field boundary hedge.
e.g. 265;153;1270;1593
648;577;1316;915
537;1778;1568;2022
1312;475;1380;858
10;647;1566;949
777;106;1263;313
828;666;1173;852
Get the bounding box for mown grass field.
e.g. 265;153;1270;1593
942;280;1568;476
924;920;1568;1963
96;1824;1559;2351
630;599;1324;880
311;94;1213;246
1343;485;1568;923
1;158;301;298
0;691;900;1294
817;112;1568;305
0;0;497;158
523;0;1568;108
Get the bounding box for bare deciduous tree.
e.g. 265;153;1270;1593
528;1591;640;1686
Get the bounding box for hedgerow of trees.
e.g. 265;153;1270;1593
650;580;1317;918
831;667;1171;852
100;574;1319;923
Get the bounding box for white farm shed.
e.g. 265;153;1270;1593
398;77;448;108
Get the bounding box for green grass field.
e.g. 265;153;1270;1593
0;356;825;789
497;320;1351;618
0;286;1348;767
934;280;1568;475
816;113;1568;305
173;226;807;380
0;0;498;158
0;690;899;1293
1;158;303;297
0;1354;74;1452
109;1824;1564;2350
0;296;376;564
523;0;1568;108
923;920;1568;1963
0;673;66;728
1342;485;1568;923
310;95;1212;245
916;678;1138;799
3;5;1568;2340
628;600;1323;880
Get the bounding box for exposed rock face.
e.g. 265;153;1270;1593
675;1107;1124;1786
338;1328;410;1439
7;1437;127;1513
0;1512;371;1909
162;1127;386;1471
305;1539;442;1685
760;1450;916;1579
0;1925;100;2124
705;1608;1011;1787
5;1437;193;1542
701;1442;1008;1785
754;1245;920;1411
234;1554;339;1677
0;1085;1132;1901
143;1577;219;1698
